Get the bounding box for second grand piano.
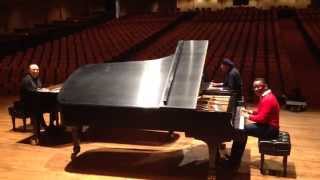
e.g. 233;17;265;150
58;40;244;176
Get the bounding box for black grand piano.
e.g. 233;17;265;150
58;40;245;176
29;84;61;144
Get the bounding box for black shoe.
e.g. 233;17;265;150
219;159;240;171
40;125;47;132
207;167;217;180
40;122;48;129
224;154;231;160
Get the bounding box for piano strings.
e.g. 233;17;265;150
196;95;230;112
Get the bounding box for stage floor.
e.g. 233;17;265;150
1;95;320;180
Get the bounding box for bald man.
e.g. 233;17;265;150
21;64;41;94
20;64;48;130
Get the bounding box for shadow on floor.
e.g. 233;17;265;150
17;127;180;148
65;148;252;180
251;159;297;178
65;148;207;179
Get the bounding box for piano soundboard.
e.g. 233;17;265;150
196;95;230;112
196;92;246;131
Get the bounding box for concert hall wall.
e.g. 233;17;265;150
0;0;313;33
0;0;177;33
0;0;105;33
118;0;177;15
177;0;311;11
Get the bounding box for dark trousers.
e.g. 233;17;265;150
230;123;279;164
29;112;44;140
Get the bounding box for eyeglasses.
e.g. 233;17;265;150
30;68;39;72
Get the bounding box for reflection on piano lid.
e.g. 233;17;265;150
207;86;224;91
58;40;209;109
200;82;234;96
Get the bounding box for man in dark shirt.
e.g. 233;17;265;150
211;58;242;99
210;58;243;166
20;64;48;134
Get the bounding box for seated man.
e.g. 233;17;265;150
211;58;242;100
226;78;280;170
20;64;48;131
211;58;243;152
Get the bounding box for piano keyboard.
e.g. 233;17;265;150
234;106;246;130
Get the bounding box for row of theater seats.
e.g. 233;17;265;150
297;9;320;57
0;11;109;56
0;7;299;101
192;7;277;22
0;13;184;94
128;8;296;101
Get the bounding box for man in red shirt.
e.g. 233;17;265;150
226;78;280;170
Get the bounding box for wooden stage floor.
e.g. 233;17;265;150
1;95;320;180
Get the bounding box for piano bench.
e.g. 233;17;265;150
258;131;291;176
8;105;30;131
285;100;307;112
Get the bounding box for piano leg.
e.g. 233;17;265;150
207;142;218;180
71;126;81;160
30;116;40;145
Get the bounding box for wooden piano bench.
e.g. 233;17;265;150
8;101;30;131
258;131;291;176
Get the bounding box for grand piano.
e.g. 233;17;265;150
58;40;245;176
29;85;61;144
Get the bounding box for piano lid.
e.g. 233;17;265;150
58;40;208;109
164;40;208;109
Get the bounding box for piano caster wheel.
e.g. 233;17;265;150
71;145;80;160
30;137;39;145
71;153;77;160
167;131;176;140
